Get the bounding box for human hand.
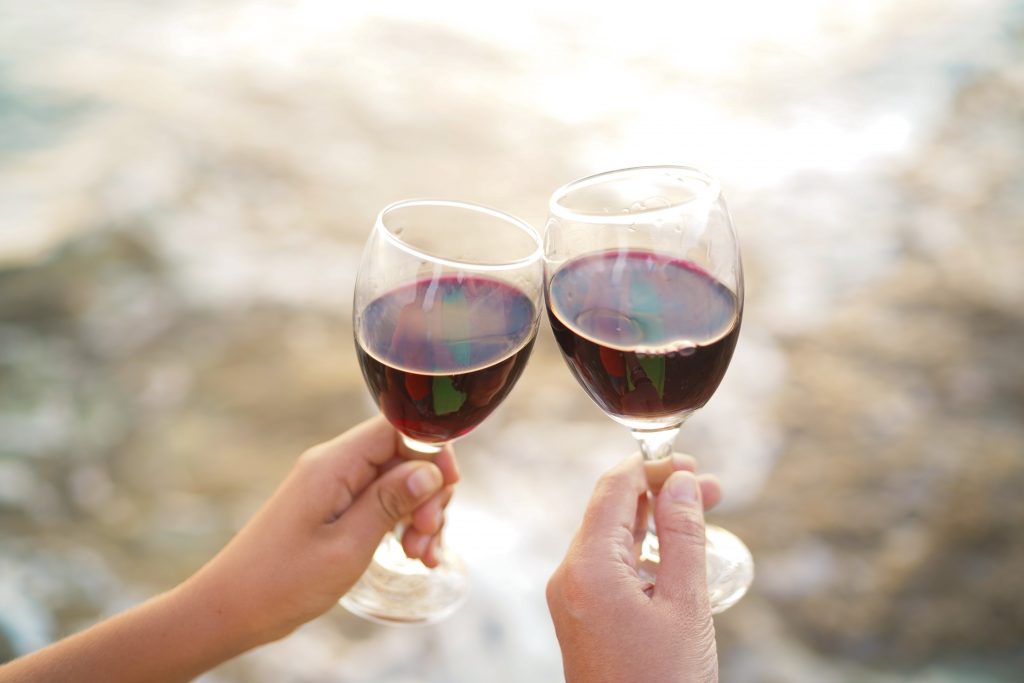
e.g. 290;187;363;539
0;416;459;683
546;453;722;683
179;416;458;647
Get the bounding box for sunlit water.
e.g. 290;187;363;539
2;0;1022;680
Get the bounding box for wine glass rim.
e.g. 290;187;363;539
376;198;543;271
548;165;721;225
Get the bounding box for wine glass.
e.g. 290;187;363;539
343;199;543;624
544;165;753;613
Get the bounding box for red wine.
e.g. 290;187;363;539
547;249;740;425
357;275;536;444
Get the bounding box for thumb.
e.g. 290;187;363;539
339;460;444;549
652;470;710;610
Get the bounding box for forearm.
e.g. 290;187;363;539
0;579;263;683
1;419;453;683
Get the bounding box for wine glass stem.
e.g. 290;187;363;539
631;424;754;613
632;426;679;538
392;434;445;550
339;431;469;623
631;427;681;462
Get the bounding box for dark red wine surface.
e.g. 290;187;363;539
357;275;536;444
546;249;740;423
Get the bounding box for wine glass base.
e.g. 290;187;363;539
639;524;753;614
339;533;469;625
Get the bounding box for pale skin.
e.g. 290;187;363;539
547;453;723;683
0;417;722;683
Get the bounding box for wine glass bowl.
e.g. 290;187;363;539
544;166;753;613
344;199;543;624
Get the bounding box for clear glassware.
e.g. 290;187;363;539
544;165;753;613
343;199;543;624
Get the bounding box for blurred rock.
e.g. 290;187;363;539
724;62;1024;670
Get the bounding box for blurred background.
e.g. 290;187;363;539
1;0;1022;680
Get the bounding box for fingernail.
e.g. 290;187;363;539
671;453;691;470
407;466;441;497
431;507;443;532
666;471;699;503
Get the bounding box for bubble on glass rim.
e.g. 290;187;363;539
677;340;698;356
623;196;675;216
643;196;673;210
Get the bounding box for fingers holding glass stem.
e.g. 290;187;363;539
402;484;455;568
394;440;459;568
643;452;722;509
638;449;753;613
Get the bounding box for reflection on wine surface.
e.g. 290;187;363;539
547;249;740;429
357;274;536;444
